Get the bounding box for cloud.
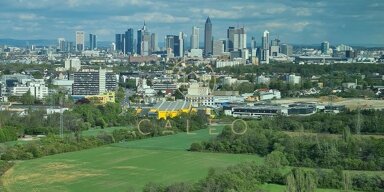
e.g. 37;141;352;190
17;13;45;21
295;8;312;16
112;13;190;23
0;0;382;45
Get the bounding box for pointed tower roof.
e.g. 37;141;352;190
206;16;211;24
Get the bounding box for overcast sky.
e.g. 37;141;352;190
0;0;383;45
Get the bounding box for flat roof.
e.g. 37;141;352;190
152;100;191;111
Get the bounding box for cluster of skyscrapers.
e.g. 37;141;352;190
57;31;97;52
56;16;294;64
115;22;158;56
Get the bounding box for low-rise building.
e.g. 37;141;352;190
149;100;192;119
85;92;116;105
258;89;281;100
64;57;81;71
10;79;48;99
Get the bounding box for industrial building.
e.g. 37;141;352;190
148;100;193;119
226;103;318;118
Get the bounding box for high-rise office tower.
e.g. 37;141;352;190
204;17;212;56
124;28;134;54
270;38;280;56
165;35;175;50
178;32;185;57
260;30;270;64
137;22;150;56
251;36;256;50
191;26;200;49
150;33;158;53
262;30;269;50
212;40;225;56
227;27;235;52
173;32;185;57
280;44;293;56
76;31;85;51
137;30;143;55
271;38;280;46
227;27;246;52
233;27;246;51
321;41;330;54
165;34;184;57
115;34;124;53
89;34;97;50
58;38;66;52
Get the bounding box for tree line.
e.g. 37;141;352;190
192;120;384;171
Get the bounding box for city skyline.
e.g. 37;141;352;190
0;0;383;45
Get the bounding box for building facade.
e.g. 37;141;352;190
72;69;117;96
76;31;85;51
204;17;212;56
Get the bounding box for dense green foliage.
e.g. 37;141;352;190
272;109;384;134
192;119;384;171
146;162;384;192
217;63;384;78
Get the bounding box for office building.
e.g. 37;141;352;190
204;17;212;56
72;69;117;96
175;32;185;57
115;34;125;53
151;33;159;53
287;74;301;85
321;41;330;55
191;26;200;49
227;27;235;52
76;31;85;51
212;40;224;56
137;22;151;56
260;30;270;64
165;34;184;57
165;35;175;51
227;27;246;52
280;44;293;56
124;28;134;54
10;79;49;100
186;83;213;107
251;36;256;50
89;34;97;50
58;38;66;52
64;57;81;71
233;27;246;51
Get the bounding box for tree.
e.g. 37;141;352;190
115;87;125;103
236;82;255;94
286;168;317;192
190;142;203;151
265;150;289;169
342;126;352;143
21;90;35;105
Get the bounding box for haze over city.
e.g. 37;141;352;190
1;0;383;45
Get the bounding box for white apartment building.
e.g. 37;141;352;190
10;79;49;99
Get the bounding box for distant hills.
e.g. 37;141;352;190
0;39;112;48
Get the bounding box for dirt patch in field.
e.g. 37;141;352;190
114;166;139;169
42;162;76;170
1;162;106;190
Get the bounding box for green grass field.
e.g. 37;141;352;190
1;126;263;192
80;126;132;137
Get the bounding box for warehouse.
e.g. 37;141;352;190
149;100;192;119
